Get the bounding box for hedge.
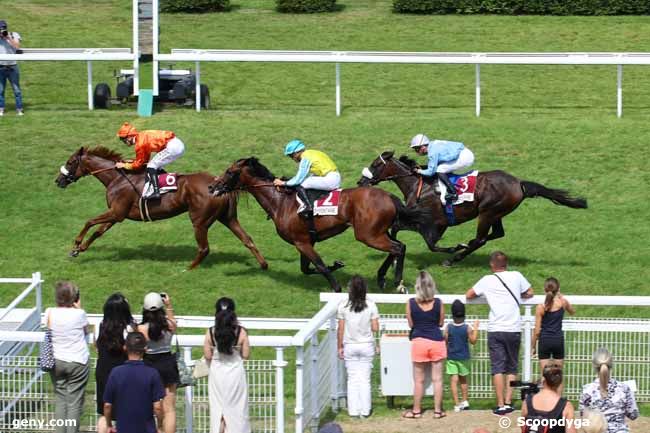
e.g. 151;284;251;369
392;0;650;15
161;0;230;13
276;0;337;13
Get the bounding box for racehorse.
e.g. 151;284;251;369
208;157;428;292
358;151;587;266
55;147;268;270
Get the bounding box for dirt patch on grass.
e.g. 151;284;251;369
336;411;649;433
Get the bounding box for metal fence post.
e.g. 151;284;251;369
329;316;339;412
617;64;623;118
274;347;287;433
33;272;42;316
195;61;201;113
475;63;481;117
335;63;341;117
310;334;319;432
87;61;94;110
295;346;304;433
183;346;194;433
523;306;533;382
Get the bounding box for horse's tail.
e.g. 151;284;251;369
520;181;588;209
390;195;431;232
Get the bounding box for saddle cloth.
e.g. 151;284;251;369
296;189;342;216
142;173;178;199
437;171;478;205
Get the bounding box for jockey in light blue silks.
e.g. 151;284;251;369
410;133;475;203
273;139;341;216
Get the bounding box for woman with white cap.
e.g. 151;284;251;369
409;133;475;204
138;292;178;433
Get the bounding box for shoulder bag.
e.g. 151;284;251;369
493;273;520;306
175;336;195;388
40;311;55;372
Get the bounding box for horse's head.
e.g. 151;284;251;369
55;147;86;188
357;150;407;186
209;157;275;196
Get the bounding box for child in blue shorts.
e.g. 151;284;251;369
444;300;479;412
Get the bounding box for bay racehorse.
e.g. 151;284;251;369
208;157;427;292
358;151;587;266
55;147;268;270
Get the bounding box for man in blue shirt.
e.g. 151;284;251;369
104;332;165;433
409;133;475;204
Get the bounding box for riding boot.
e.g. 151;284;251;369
438;172;458;204
295;186;313;218
147;167;161;200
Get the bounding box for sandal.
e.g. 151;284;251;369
433;411;447;419
402;409;422;419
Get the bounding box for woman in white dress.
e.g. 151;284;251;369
203;297;251;433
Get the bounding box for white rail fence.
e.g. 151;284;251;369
159;49;650;116
3;277;650;433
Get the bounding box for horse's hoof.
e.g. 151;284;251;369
69;250;79;258
330;261;345;272
334;286;342;293
457;243;469;251
260;261;269;270
442;259;453;267
396;281;408;294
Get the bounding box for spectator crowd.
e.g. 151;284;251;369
40;250;640;433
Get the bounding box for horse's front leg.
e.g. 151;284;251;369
295;242;341;292
442;217;492;266
301;253;345;274
78;222;116;252
70;210;120;257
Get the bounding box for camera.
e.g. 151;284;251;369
510;380;540;400
160;292;168;300
1;30;8;38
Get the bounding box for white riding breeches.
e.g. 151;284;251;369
344;342;375;417
301;171;341;190
147;137;185;170
436;148;475;173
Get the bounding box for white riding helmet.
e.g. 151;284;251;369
410;133;430;148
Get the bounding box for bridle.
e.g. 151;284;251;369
362;154;417;186
60;152;116;184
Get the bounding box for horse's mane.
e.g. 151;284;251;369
398;155;418;169
87;146;124;162
239;157;276;181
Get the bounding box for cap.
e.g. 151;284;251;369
410;133;430;148
451;299;466;318
143;292;164;311
0;21;7;30
117;122;138;138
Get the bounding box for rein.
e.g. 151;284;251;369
415;176;424;203
89;167;115;175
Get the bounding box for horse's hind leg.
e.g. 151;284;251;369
443;215;493;266
487;219;504;241
224;218;268;270
301;252;344;274
189;225;210;270
357;231;406;291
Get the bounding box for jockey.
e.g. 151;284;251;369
273;139;341;216
115;122;185;199
409;133;475;203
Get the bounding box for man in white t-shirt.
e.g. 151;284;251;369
466;251;533;417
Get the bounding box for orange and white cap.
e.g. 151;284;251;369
117;122;138;138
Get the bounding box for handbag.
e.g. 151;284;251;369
40;313;55;372
175;338;195;388
192;357;210;379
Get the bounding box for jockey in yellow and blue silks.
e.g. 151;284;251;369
410;133;475;203
273;139;341;215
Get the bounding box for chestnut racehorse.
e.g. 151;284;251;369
208;157;428;292
358;151;587;266
55;147;267;270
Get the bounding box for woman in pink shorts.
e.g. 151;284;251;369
403;271;447;419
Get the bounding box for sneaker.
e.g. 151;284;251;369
460;400;470;410
0;109;4;117
16;109;24;116
454;404;463;413
492;406;509;416
504;403;515;413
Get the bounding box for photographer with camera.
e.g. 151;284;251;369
138;292;178;433
521;362;577;433
0;19;24;116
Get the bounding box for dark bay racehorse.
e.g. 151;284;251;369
55;147;268;270
358;151;587;266
208;157;427;292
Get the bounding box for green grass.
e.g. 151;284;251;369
1;0;650;423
